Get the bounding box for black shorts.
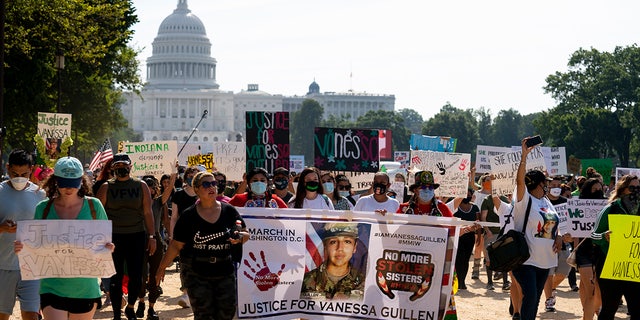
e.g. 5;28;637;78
40;293;101;314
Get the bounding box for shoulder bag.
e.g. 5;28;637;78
486;197;532;272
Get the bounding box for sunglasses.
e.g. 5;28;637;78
200;181;218;189
338;185;351;190
628;185;640;192
217;180;226;185
418;185;435;190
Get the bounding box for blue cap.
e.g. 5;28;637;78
54;157;83;188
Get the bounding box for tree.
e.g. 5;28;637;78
291;99;324;166
397;108;424;134
422;103;479;154
321;113;355;129
542;45;640;166
355;110;410;153
4;0;141;156
491;108;525;147
474;107;493;146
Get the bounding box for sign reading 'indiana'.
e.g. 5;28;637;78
314;127;379;172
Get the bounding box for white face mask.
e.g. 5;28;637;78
549;187;562;197
10;177;28;191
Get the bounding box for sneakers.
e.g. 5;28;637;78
124;307;137;320
177;293;191;308
502;281;511;291
136;302;145;318
103;295;112;309
545;296;556;312
147;308;160;320
493;271;502;280
471;270;479;279
571;284;579;292
486;282;495;290
459;284;467;290
512;312;521;320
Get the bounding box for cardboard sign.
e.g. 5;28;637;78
314;127;380;173
211;142;246;181
490;147;546;196
121;140;177;178
17;220;115;280
475;145;511;174
600;215;640;283
246;112;290;174
409;151;471;198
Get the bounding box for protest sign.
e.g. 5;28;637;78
409;135;457;152
388;182;406;201
314;127;379;173
475;145;511;174
16;220;115;280
37;112;72;160
289;155;305;175
211;142;246;181
330;171;376;192
246;112;290;174
409;151;471;198
187;153;214;171
379;130;393;161
615;167;640;180
560;198;608;238
600;215;640;283
121;140;177;178
394;151;410;169
236;208;457;320
567;156;581;175
542;147;567;176
490;147;546;196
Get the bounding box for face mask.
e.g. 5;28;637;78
373;183;387;195
323;182;335;193
10;177;28;191
305;181;319;192
592;190;604;199
339;191;350;198
418;189;435;202
482;181;491;190
185;177;193;187
217;184;226;194
273;179;288;190
114;167;130;178
250;181;268;195
549;187;562;197
542;185;549;195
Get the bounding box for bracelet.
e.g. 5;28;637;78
149;235;155;239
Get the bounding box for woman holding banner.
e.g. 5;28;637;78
15;157;114;320
229;167;288;208
591;174;640;319
289;168;334;209
321;171;354;210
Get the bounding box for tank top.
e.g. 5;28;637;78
105;178;145;234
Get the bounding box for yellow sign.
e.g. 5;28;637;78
187;153;215;172
600;215;640;282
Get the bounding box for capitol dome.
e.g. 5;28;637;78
145;0;219;90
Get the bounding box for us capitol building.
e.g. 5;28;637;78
121;0;395;152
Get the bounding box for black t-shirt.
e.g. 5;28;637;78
174;203;244;276
172;189;197;217
454;204;480;241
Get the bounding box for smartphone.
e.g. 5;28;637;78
525;135;543;148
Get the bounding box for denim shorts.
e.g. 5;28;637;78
0;269;40;314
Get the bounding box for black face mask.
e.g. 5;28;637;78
114;167;130;178
592;190;604;199
274;179;288;190
373;183;387;195
217;183;226;194
305;181;319;192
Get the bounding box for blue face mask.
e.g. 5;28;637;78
323;182;335;193
250;181;268;195
418;189;435;202
339;191;350;198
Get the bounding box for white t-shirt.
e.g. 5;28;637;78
474;191;490;207
513;187;565;269
496;200;515;233
353;195;399;213
288;194;334;210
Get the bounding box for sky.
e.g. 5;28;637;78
130;0;640;120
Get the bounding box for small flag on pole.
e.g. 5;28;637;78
88;139;114;172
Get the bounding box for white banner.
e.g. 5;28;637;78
559;198;608;238
616;167;640;179
475;145;511;174
211;142;246;181
542;147;567;176
236;208;459;320
409;151;471;198
16;220;115;280
490;147;546;196
122;140;178;178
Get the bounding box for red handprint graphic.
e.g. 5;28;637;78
459;158;469;171
243;250;285;291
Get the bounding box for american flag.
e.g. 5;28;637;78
88;139;113;172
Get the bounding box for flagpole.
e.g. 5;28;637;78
177;109;207;157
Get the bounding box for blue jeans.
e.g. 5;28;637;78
512;264;549;320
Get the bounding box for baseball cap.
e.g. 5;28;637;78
54;157;83;188
112;153;131;165
525;170;552;188
321;223;359;240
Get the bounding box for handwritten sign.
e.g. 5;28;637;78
16;220;115;280
601;215;640;283
289;155;305;175
330;171;376;192
315;127;379;172
121;140;177;178
212;142;246;181
187;153;215;172
37;112;72;140
409;134;457;152
409;151;471;198
616;167;640;180
490;147;546;196
560;198;608;238
542;147;567;176
394;151;410;169
246;112;290;174
475;145;511;174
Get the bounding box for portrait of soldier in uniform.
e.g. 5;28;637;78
300;223;368;300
